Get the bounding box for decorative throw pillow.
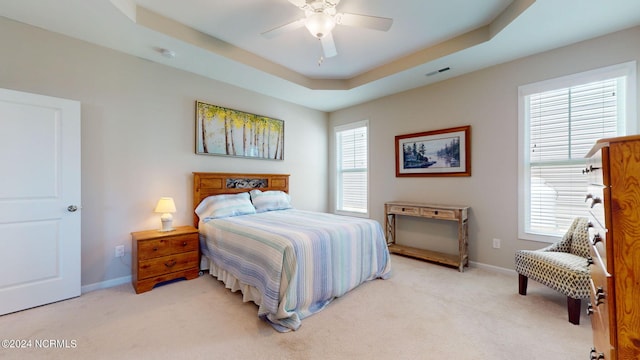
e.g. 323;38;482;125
250;189;292;213
195;192;256;220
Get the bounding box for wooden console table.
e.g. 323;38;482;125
385;202;469;272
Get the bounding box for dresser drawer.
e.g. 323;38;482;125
590;243;610;289
589;245;614;349
589;276;614;360
587;185;607;229
590;232;609;273
586;185;605;209
586;165;604;187
138;234;198;260
137;251;199;279
586;149;606;186
588;218;607;246
388;205;420;216
589;290;613;360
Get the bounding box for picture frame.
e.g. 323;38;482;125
395;125;471;177
195;101;284;160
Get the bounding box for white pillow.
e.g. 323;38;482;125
195;192;256;220
250;189;292;213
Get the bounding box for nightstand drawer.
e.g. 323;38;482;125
131;225;200;293
138;234;198;260
137;251;199;279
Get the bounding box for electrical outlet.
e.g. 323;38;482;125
492;238;501;249
115;245;125;257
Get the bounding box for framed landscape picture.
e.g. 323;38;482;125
195;101;284;160
395;125;471;177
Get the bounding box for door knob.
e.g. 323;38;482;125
67;205;78;212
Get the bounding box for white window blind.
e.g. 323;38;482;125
519;62;636;241
528;80;620;235
336;121;368;215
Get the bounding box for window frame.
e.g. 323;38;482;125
334;120;369;217
518;61;637;242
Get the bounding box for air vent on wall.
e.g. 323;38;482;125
426;67;450;76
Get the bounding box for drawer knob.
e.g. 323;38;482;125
586;303;594;316
434;211;439;215
586;256;594;266
583;165;601;174
590;197;602;208
153;247;158;251
596;287;606;305
592;233;602;245
182;241;188;246
590;348;605;360
585;194;593;202
164;260;177;268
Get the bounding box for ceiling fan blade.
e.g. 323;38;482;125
320;32;337;58
261;18;306;39
336;13;393;31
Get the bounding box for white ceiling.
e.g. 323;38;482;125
132;0;512;79
1;0;640;112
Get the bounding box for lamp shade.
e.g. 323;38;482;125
154;197;176;213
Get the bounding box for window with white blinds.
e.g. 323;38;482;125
519;62;636;241
335;120;368;216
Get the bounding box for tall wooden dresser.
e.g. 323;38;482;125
585;135;640;360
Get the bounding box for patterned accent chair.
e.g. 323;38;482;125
514;217;591;325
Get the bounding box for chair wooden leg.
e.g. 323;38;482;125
518;274;528;295
568;297;581;325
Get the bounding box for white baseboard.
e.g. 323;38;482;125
469;261;516;276
81;275;131;294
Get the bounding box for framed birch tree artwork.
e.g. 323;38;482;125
196;101;284;160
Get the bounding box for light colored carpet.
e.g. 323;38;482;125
0;255;591;359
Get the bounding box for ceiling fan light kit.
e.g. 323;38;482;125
305;11;336;38
262;0;393;60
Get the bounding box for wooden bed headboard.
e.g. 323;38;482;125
192;172;290;227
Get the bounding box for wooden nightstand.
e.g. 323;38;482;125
131;225;200;294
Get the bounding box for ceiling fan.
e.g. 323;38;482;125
261;0;393;59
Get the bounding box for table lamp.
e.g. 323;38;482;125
154;197;176;232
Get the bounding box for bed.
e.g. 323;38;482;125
193;172;391;332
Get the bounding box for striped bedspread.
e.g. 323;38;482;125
200;209;391;332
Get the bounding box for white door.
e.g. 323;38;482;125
0;88;81;315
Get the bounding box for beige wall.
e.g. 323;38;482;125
329;26;640;269
0;17;328;288
2;14;639;287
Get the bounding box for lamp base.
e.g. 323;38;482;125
159;213;174;232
